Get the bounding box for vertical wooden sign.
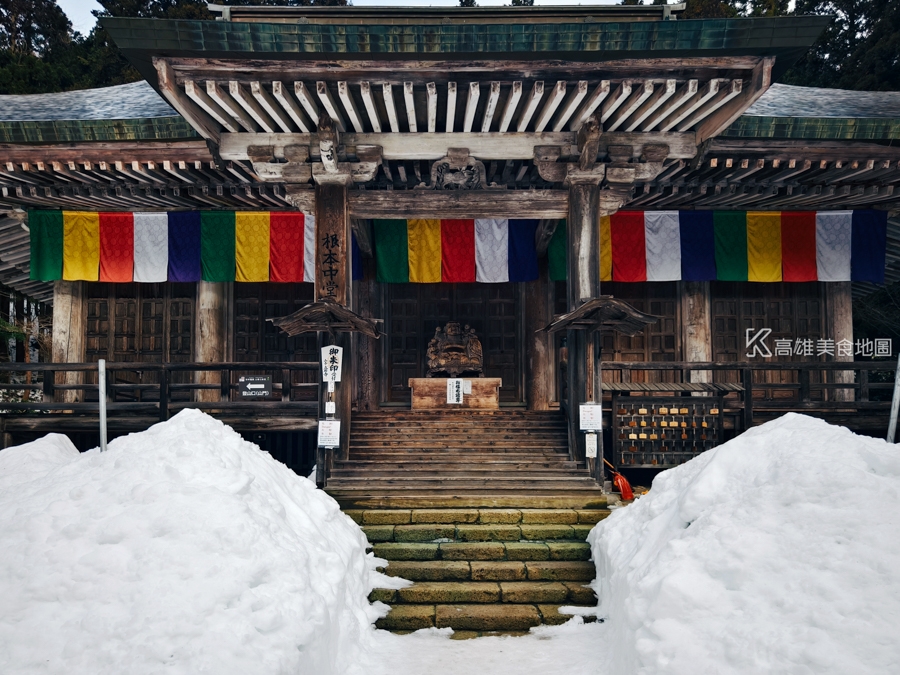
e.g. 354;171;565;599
314;183;350;306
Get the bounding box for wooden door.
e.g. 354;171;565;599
232;283;318;400
384;283;523;404
598;282;680;383
85;283;195;401
711;282;824;395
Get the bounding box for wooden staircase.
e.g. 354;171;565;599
327;410;608;633
326;410;603;497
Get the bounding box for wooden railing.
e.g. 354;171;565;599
0;361;320;422
599;360;895;432
559;360;896;470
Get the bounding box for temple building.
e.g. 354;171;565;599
1;3;899;631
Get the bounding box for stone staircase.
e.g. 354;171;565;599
327;411;610;633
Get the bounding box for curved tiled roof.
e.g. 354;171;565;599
745;83;900;119
0;81;177;122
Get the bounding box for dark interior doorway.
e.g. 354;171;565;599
383;283;523;405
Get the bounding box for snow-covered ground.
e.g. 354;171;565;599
590;413;900;675
2;411;899;675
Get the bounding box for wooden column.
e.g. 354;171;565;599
828;282;855;402
315;181;353;459
680;281;712;384
194;282;226;403
354;273;379;412
526;259;553;410
566;183;602;465
51;280;85;403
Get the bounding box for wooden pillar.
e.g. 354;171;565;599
525;259;553;410
566;183;602;464
315;181;353;459
828;282;855;402
194;282;226;403
680;281;712;384
354;274;379;412
51;280;85;403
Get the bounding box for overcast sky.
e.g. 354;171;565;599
56;0;625;35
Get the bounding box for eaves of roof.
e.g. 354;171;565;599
722;116;900;141
101;15;831;86
0;118;198;144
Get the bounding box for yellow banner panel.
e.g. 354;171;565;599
407;219;442;283
600;215;612;282
62;211;100;281
747;211;782;282
235;212;270;282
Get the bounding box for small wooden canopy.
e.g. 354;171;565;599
269;301;380;339
540;296;658;337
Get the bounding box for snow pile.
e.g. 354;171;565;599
590;413;900;675
0;409;394;675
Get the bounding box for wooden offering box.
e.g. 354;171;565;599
612;395;724;470
409;378;501;410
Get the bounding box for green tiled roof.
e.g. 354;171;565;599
102;15;831;84
0;117;198;144
722;117;900;140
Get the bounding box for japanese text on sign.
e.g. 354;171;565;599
321;345;343;382
579;404;603;431
320;234;341;301
318;420;341;448
447;378;464;404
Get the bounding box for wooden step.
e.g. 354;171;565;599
333;466;584;476
340;457;577;465
333;494;609;509
328;479;600;490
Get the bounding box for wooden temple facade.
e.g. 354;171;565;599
2;4;899;484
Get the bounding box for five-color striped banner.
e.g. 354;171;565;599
546;210;888;284
374;219;540;283
28;211;334;283
30;210;888;285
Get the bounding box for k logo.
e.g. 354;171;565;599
745;328;772;358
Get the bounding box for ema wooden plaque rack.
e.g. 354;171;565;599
611;394;724;470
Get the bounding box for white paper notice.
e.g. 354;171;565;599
321;345;343;382
463;380;473;394
585;433;598;458
579;404;603;431
447;378;464;404
317;420;341;447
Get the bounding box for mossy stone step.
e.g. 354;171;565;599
362;523;599;543
378;560;595;582
372;581;595;606
345;507;610;526
372;540;592;562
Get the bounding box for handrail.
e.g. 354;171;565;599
0;361;321;422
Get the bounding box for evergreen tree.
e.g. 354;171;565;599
459;0;478;7
785;0;900;91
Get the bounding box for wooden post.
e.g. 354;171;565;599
680;281;712;384
525;258;553;410
566;182;601;466
51;281;84;403
194;282;226;403
315;181;353;461
828;282;855;402
354;272;379;412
